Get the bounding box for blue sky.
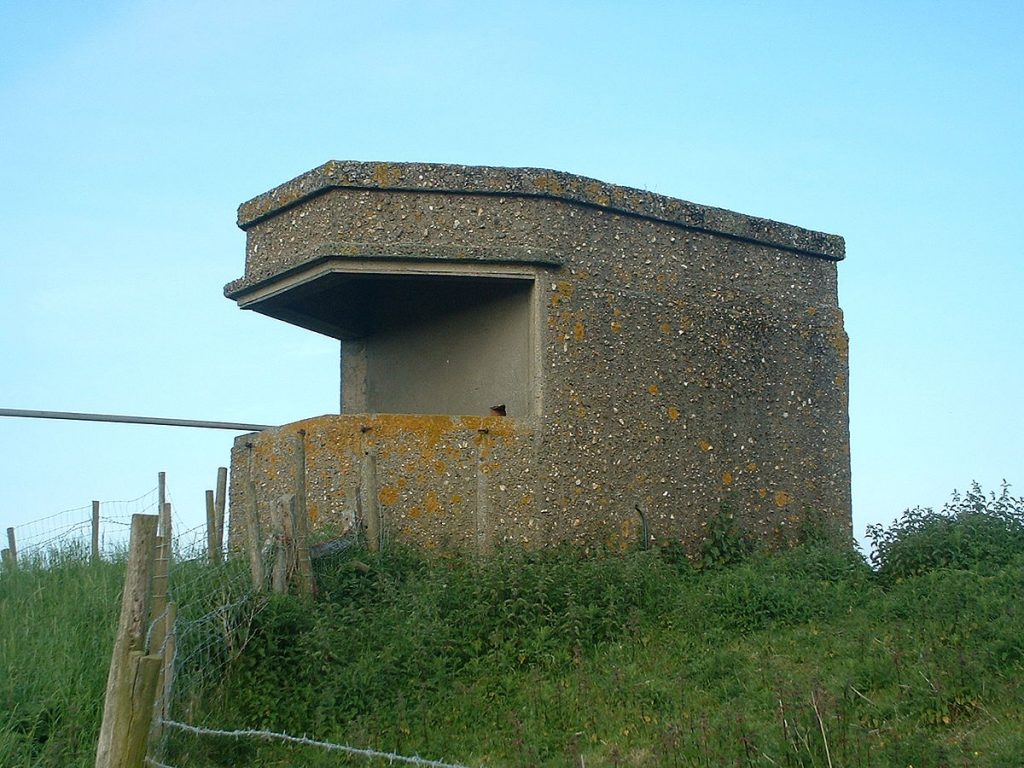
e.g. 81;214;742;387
1;0;1021;549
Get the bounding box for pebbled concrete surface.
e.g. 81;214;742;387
226;161;850;555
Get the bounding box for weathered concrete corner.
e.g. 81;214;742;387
227;160;851;554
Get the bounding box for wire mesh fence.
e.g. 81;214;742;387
3;474;474;768
144;499;472;767
3;489;159;568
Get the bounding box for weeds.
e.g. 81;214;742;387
866;481;1024;580
3;485;1023;767
0;550;125;768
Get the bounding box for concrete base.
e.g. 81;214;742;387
229;413;539;554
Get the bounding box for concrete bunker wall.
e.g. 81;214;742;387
225;161;851;553
339;274;535;417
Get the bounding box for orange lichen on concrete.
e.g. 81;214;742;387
424;491;440;514
829;320;849;360
232;412;535;552
230;162;851;554
372;163;402;187
550;280;574;307
585;181;611;207
774;490;793;507
534;173;565;196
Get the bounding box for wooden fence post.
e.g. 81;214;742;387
157;473;166;529
360;450;381;552
292;493;313;598
270;495;292;594
148;533;169;663
122;652;162;768
293;431;307;526
245;443;263;590
150;503;172;667
205;490;218;563
475;434;493;556
214;466;227;557
159;502;172;557
291;431;313;596
1;548;12;573
162;602;176;720
92;501;101;562
95;513;159;768
5;527;16;569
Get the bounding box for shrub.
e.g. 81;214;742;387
697;506;754;569
866;482;1024;580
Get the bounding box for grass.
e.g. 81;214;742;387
2;484;1022;767
163;541;1022;768
0;549;124;768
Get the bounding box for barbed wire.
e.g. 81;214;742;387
158;720;481;768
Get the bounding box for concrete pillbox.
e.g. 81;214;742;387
225;161;850;553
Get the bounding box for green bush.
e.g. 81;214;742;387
697;506;754;569
689;542;873;634
866;482;1024;580
6;486;1022;767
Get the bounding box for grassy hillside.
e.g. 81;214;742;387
0;553;124;767
3;484;1022;767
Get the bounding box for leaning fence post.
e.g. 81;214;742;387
147;597;176;752
95;513;159;768
214;466;228;556
148;533;169;668
5;527;16;569
205;490;218;563
122;651;162;768
92;501;101;562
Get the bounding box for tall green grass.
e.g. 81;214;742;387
0;550;124;768
166;488;1023;768
3;484;1022;767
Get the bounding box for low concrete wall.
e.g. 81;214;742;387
229;414;540;553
